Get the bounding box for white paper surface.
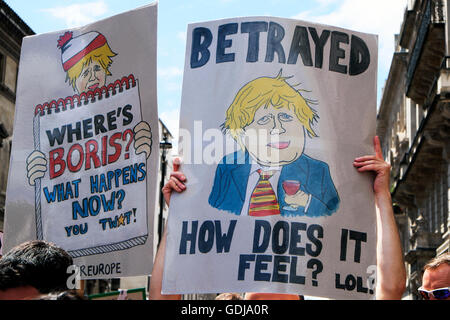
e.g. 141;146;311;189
163;16;378;300
5;3;159;279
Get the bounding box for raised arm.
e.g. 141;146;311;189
149;169;186;300
353;136;406;300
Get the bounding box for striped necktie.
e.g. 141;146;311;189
248;169;280;216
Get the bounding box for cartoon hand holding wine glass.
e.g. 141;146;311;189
283;180;309;211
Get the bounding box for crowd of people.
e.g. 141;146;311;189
0;136;448;300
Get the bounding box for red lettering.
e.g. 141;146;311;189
101;135;108;166
85;139;101;170
49;147;66;179
67;144;84;172
47;130;131;177
108;132;122;164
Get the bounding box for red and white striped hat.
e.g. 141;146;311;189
57;31;107;72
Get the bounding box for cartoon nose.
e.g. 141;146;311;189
270;118;286;135
88;70;95;81
89;69;100;81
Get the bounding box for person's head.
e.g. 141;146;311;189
419;252;450;300
38;291;86;300
244;292;302;300
215;292;243;300
57;31;117;94
0;240;73;300
223;71;318;167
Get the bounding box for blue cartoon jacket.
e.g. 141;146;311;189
208;150;340;217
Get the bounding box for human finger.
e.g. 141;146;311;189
169;179;185;193
355;164;379;172
374;136;383;159
170;171;186;182
163;180;181;194
169;175;186;190
354;155;377;162
173;157;181;172
353;159;383;167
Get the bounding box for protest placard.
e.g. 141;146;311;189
163;16;378;299
4;3;159;278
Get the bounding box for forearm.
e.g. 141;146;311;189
149;226;182;300
374;191;406;300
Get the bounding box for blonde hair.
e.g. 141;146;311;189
424;252;450;271
223;71;318;140
66;44;117;90
215;293;243;300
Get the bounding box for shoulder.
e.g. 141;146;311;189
218;150;249;166
296;153;330;170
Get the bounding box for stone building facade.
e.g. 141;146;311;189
0;1;34;231
377;0;449;300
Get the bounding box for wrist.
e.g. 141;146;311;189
375;189;392;203
375;189;391;198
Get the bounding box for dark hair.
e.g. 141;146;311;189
38;291;86;300
0;240;73;293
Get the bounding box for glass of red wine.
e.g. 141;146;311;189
282;180;301;211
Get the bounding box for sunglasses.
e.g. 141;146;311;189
418;287;450;300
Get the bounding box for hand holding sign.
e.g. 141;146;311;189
353;136;406;299
162;158;186;206
353;136;391;196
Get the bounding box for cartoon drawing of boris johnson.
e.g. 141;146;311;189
208;71;340;217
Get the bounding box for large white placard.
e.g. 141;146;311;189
163;17;378;299
5;3;159;279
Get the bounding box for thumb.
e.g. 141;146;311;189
173;157;181;172
373;136;383;160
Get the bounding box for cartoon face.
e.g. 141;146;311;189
75;59;107;93
241;105;305;167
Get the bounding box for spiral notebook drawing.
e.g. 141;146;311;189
32;75;149;258
5;3;158;279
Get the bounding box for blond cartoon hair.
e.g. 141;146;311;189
66;44;116;91
223;71;318;140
